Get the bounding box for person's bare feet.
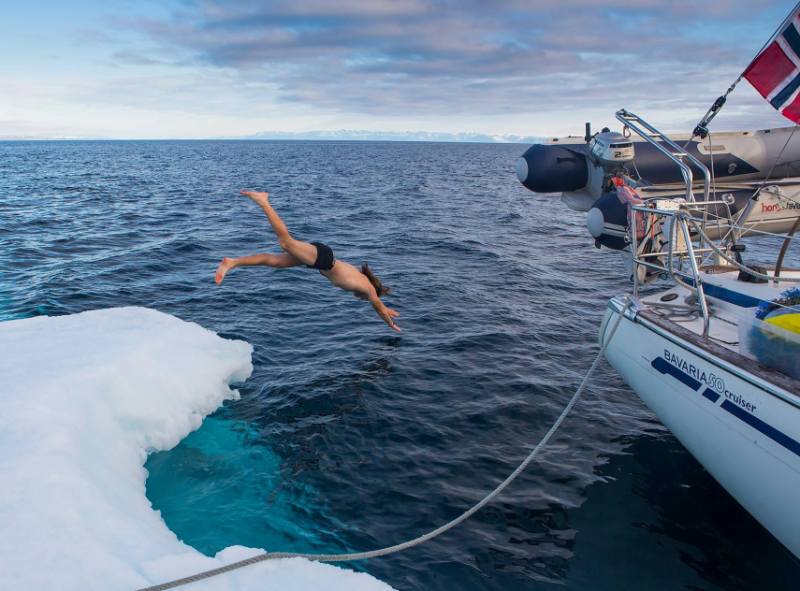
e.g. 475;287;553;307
240;189;269;205
215;257;235;285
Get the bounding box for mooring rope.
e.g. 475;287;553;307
136;300;631;591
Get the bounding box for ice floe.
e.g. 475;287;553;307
0;307;391;590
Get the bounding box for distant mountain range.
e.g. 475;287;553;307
226;130;543;143
0;134;109;141
0;130;544;143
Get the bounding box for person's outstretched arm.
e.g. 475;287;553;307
370;294;401;332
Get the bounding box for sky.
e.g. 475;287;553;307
0;0;796;139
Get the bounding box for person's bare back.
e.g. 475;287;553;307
215;190;401;332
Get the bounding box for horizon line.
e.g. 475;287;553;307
0;137;536;144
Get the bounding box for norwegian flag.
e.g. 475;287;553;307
745;7;800;122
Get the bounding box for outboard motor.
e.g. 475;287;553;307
584;129;636;197
582;130;644;250
588;130;635;169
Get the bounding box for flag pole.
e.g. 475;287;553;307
751;1;800;62
690;1;800;139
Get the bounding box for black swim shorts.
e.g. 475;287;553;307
307;241;335;271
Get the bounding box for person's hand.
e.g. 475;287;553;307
381;306;401;332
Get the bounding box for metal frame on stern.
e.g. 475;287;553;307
614;109;798;338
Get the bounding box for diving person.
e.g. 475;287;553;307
215;190;401;332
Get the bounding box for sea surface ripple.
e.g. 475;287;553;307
1;140;798;590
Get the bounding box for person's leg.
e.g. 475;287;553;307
240;190;318;265
215;252;301;285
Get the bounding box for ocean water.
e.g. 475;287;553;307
2;139;799;590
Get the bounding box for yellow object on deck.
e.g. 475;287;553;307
764;311;800;334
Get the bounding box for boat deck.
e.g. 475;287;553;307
639;266;799;349
636;266;800;394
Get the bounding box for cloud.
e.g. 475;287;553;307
111;51;166;67
116;0;787;129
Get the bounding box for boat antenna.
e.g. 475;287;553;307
689;1;800;140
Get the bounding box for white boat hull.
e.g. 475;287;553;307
601;298;800;557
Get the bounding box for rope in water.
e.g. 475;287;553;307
136;299;631;591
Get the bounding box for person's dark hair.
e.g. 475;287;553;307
361;263;391;297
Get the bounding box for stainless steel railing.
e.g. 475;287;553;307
619;109;715;337
615;109;711;205
629;204;717;337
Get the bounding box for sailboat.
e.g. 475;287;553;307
519;4;800;558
